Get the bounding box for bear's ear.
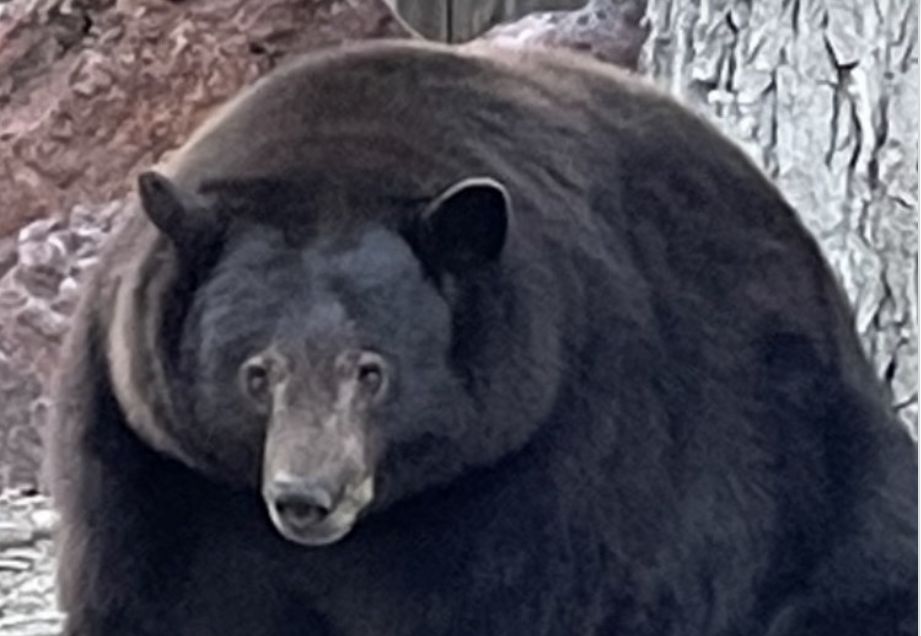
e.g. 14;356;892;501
416;177;510;274
137;171;225;255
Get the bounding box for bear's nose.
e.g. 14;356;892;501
266;478;335;530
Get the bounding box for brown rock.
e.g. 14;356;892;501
0;200;122;490
0;0;416;238
0;237;16;279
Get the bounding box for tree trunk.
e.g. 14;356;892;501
642;0;919;432
390;0;586;42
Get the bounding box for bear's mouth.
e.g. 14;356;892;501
264;476;374;547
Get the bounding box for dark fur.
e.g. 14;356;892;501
48;40;917;635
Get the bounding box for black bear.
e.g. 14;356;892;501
48;40;917;636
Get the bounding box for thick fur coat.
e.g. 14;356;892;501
48;40;917;636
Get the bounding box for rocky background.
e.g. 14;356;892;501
0;0;916;632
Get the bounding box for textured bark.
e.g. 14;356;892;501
642;0;919;432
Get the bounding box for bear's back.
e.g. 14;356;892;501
161;39;878;391
141;40;900;437
163;40;786;238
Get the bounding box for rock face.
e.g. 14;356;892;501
0;201;124;490
0;0;415;238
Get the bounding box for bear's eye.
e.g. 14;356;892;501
356;352;388;401
240;357;272;409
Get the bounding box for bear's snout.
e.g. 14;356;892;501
263;468;375;547
261;374;376;546
267;477;335;530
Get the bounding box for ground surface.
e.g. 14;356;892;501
0;489;61;636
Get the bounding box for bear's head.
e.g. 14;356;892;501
136;171;563;546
